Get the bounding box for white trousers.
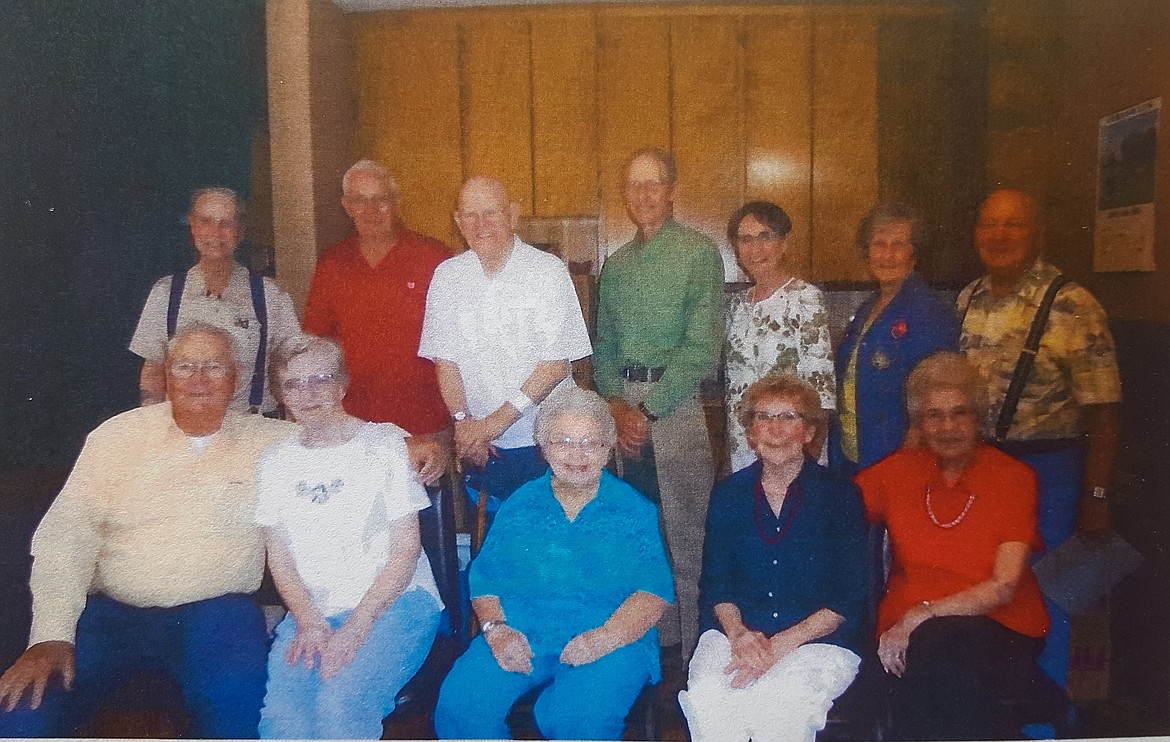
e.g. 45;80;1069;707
679;629;860;742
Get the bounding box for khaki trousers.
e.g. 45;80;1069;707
614;381;714;659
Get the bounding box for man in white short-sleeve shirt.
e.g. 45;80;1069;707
419;176;592;509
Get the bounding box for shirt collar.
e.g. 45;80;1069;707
634;218;680;249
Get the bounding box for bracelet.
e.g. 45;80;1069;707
506;390;535;416
480;619;507;636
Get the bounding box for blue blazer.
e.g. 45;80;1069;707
830;273;959;472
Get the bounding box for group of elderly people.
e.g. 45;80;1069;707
0;144;1121;742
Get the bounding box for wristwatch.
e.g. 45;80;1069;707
1090;486;1107;500
480;619;507;636
637;402;659;422
452;410;469;422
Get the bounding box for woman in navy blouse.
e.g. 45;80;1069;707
680;375;868;742
830;203;960;475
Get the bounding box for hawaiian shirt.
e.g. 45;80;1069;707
724;278;835;471
957;259;1121;441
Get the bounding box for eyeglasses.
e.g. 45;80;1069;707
920;407;978;425
344;194;392;210
751;410;805;424
189;216;238;230
734;231;780;247
976;218;1030;231
623;180;669;193
545;436;609;454
455;208;506;224
281;373;338;393
169;361;231;379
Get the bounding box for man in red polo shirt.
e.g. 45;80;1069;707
304;160;453;469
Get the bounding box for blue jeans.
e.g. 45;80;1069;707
258;588;439;739
0;593;268;738
1018;446;1085;690
434;635;650;740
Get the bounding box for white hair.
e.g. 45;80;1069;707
342;160;400;199
189;187;243;222
534;386;618;449
164;322;241;369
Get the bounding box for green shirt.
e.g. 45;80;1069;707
594;219;724;417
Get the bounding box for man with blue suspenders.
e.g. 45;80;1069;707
130;187;301;415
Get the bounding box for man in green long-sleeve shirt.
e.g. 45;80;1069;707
594;147;724;663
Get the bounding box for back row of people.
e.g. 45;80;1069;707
0;145;1120;740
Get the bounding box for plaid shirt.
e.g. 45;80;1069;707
957;259;1121;440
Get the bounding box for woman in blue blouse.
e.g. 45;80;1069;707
680;375;867;742
830;203;959;475
434;387;674;740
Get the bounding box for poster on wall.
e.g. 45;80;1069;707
1094;97;1159;272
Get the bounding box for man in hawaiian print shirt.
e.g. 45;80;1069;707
957;187;1121;690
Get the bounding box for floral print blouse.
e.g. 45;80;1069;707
724;278;836;472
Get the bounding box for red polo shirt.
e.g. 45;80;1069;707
304;230;452;435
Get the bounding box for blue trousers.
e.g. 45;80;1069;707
434;635;650;740
463;445;548;512
1018;446;1085;690
259;588;439;739
0;593;268;738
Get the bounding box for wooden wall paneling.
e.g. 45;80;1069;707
530;11;599;218
670;14;744;259
877;13;965;283
743;11;813;279
597;14;672;255
810;13;878;281
353;15;463;247
461;13;535;215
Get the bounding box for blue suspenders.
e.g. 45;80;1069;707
166;269;269;412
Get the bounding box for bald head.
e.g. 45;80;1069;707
455;176;519;264
975;188;1045;284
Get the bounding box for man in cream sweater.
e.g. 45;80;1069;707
0;324;292;737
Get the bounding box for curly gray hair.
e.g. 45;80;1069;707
534;386;617;449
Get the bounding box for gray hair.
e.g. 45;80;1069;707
905;352;989;421
270;334;349;388
625;147;678;185
854;202;925;257
534;386;618;449
342;160;401;199
165;322;241;368
189;187;244;223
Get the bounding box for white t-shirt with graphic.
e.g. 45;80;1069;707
419;237;593;449
255;422;441;617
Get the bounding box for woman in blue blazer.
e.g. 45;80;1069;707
830;204;959;475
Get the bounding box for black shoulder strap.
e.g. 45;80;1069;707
248;272;268;412
166;270;187;339
993;274;1071;441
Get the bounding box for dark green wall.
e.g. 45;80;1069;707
0;0;265;467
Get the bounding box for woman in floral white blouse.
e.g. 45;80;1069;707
723;202;835;473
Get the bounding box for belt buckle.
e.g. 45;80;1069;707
623;364;647;381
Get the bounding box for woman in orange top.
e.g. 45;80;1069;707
855;352;1062;740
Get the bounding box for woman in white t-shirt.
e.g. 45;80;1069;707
255;335;442;739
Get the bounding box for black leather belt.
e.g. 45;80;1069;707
622;365;666;382
989;437;1083;456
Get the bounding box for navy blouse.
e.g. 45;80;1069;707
699;458;868;653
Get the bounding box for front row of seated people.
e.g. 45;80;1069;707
0;324;1060;741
